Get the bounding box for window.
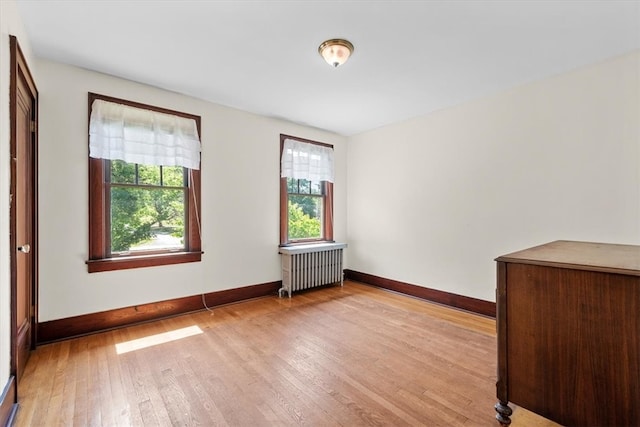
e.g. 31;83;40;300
280;134;334;245
87;93;202;272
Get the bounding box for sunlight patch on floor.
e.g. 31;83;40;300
115;325;203;354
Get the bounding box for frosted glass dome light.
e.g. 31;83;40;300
318;39;354;68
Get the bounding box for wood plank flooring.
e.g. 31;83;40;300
15;281;558;426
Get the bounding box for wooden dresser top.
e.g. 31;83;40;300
496;240;640;276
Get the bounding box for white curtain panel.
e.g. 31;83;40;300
89;99;201;170
281;138;334;183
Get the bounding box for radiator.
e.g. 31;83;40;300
278;242;347;298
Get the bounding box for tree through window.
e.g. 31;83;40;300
286;178;324;240
109;161;186;253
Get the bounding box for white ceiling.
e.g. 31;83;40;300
15;0;640;136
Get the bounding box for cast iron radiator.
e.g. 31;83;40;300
278;242;347;298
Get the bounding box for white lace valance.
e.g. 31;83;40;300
89;99;201;170
281;138;334;183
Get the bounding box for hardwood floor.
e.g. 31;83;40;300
15;281;558;426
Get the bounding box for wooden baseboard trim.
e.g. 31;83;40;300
0;376;17;427
37;281;281;344
344;270;496;318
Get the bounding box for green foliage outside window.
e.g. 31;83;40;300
110;160;185;253
287;177;323;241
110;188;154;252
288;201;321;239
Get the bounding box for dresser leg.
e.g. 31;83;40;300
495;401;512;426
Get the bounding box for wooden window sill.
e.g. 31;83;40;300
86;251;203;273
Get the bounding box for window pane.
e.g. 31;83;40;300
163;166;185;187
310;181;322;195
287;177;298;193
138;164;161;185
110;160;135;184
110;187;185;253
288;195;322;240
299;179;311;194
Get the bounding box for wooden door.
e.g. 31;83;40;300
10;36;38;382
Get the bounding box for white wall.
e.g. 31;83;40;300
37;59;347;322
347;51;640;302
0;0;36;392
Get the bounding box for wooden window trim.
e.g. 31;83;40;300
87;93;202;273
279;134;334;246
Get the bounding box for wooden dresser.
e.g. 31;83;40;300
494;240;640;426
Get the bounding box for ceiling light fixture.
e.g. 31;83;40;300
318;39;354;68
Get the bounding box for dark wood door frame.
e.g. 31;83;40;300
9;34;39;404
